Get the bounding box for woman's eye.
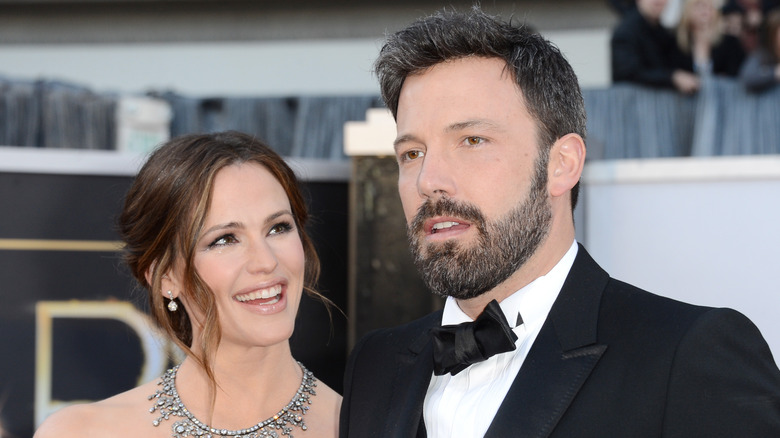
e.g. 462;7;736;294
208;234;238;248
269;221;294;235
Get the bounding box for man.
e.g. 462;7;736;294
340;6;780;438
611;0;700;93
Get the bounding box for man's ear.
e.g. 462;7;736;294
548;133;586;198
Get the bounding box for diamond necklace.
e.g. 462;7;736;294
148;361;317;438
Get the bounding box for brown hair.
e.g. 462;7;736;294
118;131;321;383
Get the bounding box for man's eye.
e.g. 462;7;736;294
465;136;483;146
403;150;424;161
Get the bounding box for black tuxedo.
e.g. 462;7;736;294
340;245;780;437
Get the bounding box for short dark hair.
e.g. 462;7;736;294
374;6;586;210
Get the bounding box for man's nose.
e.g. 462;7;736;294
417;149;456;200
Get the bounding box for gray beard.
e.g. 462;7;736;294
407;161;552;300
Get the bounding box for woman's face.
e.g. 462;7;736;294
689;0;717;28
183;162;305;350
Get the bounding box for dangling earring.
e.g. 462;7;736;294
167;290;178;312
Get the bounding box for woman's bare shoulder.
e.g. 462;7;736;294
307;378;342;438
33;403;99;438
34;380;163;438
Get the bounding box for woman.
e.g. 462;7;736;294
740;9;780;91
35;131;341;437
675;0;746;76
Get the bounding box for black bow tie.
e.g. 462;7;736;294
430;299;519;376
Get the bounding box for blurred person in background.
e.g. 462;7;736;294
740;9;780;90
721;0;746;37
612;0;702;93
34;131;341;438
674;0;746;77
741;0;765;50
739;0;780;51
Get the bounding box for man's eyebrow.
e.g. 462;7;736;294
393;119;500;151
445;119;498;132
393;133;419;150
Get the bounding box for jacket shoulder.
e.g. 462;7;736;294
599;277;714;336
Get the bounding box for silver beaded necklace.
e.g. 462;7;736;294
148;361;316;438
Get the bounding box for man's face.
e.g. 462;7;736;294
393;57;552;299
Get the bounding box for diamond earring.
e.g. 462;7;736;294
167;290;178;312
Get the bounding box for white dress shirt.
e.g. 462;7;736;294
423;241;579;438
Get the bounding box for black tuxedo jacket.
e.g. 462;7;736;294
340;245;780;437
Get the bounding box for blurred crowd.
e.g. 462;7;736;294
610;0;780;93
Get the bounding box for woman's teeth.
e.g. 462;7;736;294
236;284;282;302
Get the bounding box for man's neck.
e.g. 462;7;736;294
455;237;575;319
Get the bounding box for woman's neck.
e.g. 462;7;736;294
174;342;303;429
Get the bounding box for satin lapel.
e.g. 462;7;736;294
485;245;610;438
485;323;607;438
382;312;440;438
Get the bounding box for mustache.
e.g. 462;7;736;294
409;197;486;236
